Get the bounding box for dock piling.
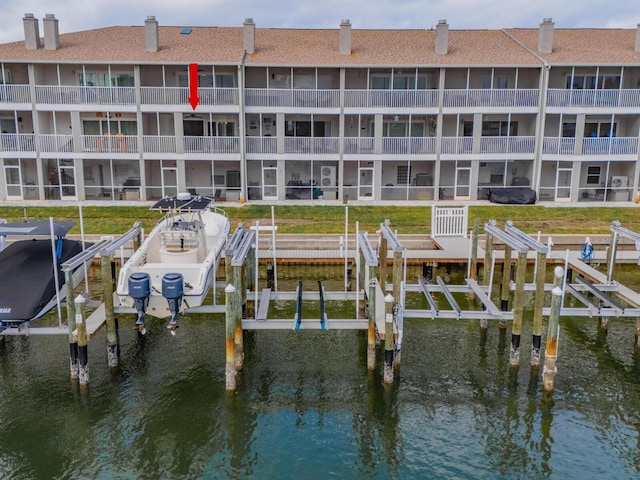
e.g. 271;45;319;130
75;294;89;386
500;244;512;329
542;267;564;392
225;284;237;391
531;251;547;366
101;253;118;368
510;251;527;367
65;270;79;379
383;294;395;384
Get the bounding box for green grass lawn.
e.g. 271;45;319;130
0;204;638;235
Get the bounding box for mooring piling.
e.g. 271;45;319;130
510;250;527;366
225;283;237;391
531;250;547;365
65;269;79;379
383;294;395;384
500;244;512;317
542;267;564;392
75;294;89;386
101;252;118;368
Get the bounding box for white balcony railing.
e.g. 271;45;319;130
443;89;539;108
82;135;138;153
0;133;35;152
0;85;31;104
142;136;176;153
35;86;136;105
246;137;277;154
441;137;473;154
39;134;73;152
284;137;339;154
542;137;576;155
344;89;439;108
547;89;640;108
479;136;535;154
381;137;437;154
184;136;240;154
582;137;639;155
140;87;239;106
245;89;340;108
344;138;375;154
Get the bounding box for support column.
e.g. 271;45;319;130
102;253;118;368
378;236;388;294
383;294;394;384
531;251;547;366
510;250;527;367
225;284;237;390
233;265;244;371
367;267;377;371
542;267;564;392
65;270;78;379
75;294;89;387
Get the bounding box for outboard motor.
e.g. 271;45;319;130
162;273;184;332
128;272;151;333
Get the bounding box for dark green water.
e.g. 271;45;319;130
1;265;640;479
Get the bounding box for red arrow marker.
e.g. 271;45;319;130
188;63;199;110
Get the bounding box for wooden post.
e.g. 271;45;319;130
65;270;78;379
225;283;237;390
379;236;388;294
531;251;547;366
367;268;377;371
470;218;479;281
233;265;244;371
383;294;395;384
510;250;527;367
542;267;564;392
392;248;402;365
606;229;618;283
499;244;512;331
482;231;493;286
635;317;640;349
75;294;89;386
101;253;118;368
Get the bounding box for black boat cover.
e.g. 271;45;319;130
151;195;213;212
0;219;74;237
488;187;537;205
0;239;85;323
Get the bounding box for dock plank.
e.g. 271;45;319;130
256;288;271;320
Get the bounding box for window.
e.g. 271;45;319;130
566;74;620;90
397;165;411;185
585;122;616;137
482;121;518;136
79;72;134;87
562;122;576;137
586;166;601;185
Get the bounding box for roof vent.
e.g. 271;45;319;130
180;28;192;34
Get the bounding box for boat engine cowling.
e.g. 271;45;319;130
128;272;151;326
162;273;184;329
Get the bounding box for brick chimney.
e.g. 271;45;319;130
435;19;448;55
538;18;554;54
636;24;640;53
145;15;159;52
340;19;351;55
23;13;41;50
43;14;60;50
244;18;255;54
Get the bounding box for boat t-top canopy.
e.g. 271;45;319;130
0;219;74;237
151;194;213;212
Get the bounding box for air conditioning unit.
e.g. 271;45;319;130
610;176;628;188
320;166;336;187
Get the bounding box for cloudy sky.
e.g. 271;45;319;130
1;0;638;44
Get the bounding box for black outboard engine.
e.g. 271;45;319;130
128;272;151;333
162;273;184;332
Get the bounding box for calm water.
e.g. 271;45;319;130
1;265;640;479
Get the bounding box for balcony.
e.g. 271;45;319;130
246;137;277;154
344;138;375;154
443;89;539;108
140;87;239;106
542;137;576;155
547;89;640;108
0;85;31;104
245;89;339;108
344;90;439;108
184;136;240;154
284;137;339;154
0;133;35;152
35;86;136;105
40;134;73;153
479;136;535;154
82;135;138;154
381;137;437;155
441;137;473;155
582;137;639;155
142;136;177;154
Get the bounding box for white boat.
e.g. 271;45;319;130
116;195;230;331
